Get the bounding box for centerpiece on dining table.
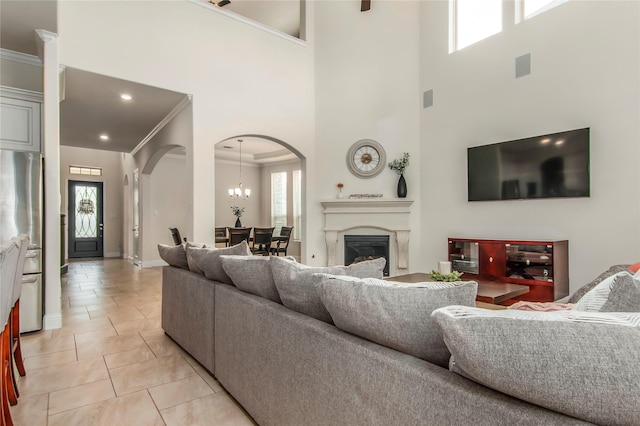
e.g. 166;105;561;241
231;206;245;227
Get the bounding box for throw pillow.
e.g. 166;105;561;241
157;243;188;269
573;271;640;312
270;256;386;323
567;264;630;304
220;255;282;304
185;242;207;274
188;241;251;284
629;261;640;273
431;306;640;425
318;275;477;367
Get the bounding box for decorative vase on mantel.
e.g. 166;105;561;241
235;217;242;228
397;174;407;198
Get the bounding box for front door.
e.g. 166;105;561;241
68;180;104;258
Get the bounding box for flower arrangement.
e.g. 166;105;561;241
337;182;344;189
230;206;245;218
388;152;410;175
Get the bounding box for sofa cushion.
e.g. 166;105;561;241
431;306;640;425
221;255;282;303
157;243;188;269
567;264;630;303
189;241;251;284
318;275;477;367
271;256;386;323
185;242;208;274
573;271;640;312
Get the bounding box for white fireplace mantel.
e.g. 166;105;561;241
322;199;413;274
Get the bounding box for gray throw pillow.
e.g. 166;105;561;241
318;275;477;367
185;242;207;274
271;256;386;323
602;273;640;311
189;241;251;284
432;306;640;425
157;243;188;269
220;255;282;303
568;264;630;303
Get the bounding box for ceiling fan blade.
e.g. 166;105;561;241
361;0;371;12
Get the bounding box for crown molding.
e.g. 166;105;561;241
0;49;42;66
0;85;43;102
131;94;192;156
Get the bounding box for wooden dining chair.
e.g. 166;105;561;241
215;227;228;246
9;235;29;403
251;227;275;256
271;226;293;256
1;239;20;425
228;227;252;246
169;227;185;245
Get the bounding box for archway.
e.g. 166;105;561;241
215;134;305;260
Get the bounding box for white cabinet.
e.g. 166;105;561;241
1;94;42;152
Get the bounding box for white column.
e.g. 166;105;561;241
36;29;62;330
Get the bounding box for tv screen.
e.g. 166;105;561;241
467;128;590;201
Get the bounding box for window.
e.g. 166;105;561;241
69;165;102;176
518;0;567;21
292;169;302;240
451;0;502;52
271;172;287;234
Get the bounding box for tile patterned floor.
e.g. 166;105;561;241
10;259;255;426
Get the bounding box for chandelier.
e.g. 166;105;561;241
228;139;251;199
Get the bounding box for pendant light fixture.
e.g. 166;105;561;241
228;139;251;199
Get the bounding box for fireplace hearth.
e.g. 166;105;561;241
344;235;390;276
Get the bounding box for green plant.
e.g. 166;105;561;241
230;206;245;218
430;270;464;282
388;152;410;175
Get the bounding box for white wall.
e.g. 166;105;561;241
145;153;189;264
58;0;316;261
314;1;421;267
419;0;640;291
215;160;261;228
60;145;124;258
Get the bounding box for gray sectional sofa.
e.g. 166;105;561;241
159;242;639;426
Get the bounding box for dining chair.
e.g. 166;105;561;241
251;227;275;256
215;227;228;246
1;239;20;424
9;235;29;402
271;226;293;257
169;227;185;245
228;227;252;246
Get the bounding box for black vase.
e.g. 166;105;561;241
235;217;242;228
397;174;407;198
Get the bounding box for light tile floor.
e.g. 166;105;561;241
10;258;256;426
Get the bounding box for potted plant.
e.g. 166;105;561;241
388;152;410;198
231;206;245;227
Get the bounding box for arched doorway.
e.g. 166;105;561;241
215;135;305;260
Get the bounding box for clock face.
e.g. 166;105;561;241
346;139;386;178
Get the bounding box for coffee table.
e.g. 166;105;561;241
387;273;529;306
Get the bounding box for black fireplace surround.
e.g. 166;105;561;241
344;235;390;277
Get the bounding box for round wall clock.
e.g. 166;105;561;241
346;139;386;179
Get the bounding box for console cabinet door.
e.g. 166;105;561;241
478;242;505;280
0;96;42;152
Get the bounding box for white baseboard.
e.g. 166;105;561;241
141;259;168;269
43;313;62;330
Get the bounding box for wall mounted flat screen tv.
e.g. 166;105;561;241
467;128;590;201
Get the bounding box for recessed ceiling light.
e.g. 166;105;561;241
120;94;132;101
540;138;551;144
100;134;109;141
555;139;564;146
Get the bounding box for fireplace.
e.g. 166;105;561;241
344;235;390;277
322;199;413;276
